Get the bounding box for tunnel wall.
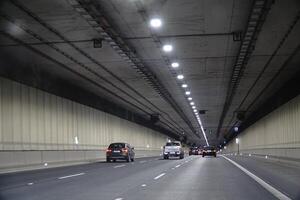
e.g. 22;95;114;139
0;77;168;169
224;94;300;161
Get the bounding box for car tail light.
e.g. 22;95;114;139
106;149;112;153
122;148;128;153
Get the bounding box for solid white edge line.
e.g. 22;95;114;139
154;173;166;180
221;155;291;200
175;164;181;168
58;172;85;180
114;164;126;168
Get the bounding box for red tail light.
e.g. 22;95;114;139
106;148;112;153
122;148;128;153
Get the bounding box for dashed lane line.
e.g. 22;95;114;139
58;173;85;180
154;173;166;180
114;164;126;169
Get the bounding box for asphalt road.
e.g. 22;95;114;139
0;155;299;200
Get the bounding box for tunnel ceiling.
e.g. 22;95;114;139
0;0;299;147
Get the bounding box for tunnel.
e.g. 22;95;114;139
0;0;300;199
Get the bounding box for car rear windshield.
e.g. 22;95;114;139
109;143;125;148
166;142;180;146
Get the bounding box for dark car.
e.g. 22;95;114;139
202;146;217;157
189;147;200;155
106;142;135;162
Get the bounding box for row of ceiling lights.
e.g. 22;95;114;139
149;18;209;146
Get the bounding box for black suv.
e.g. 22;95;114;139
202;146;217;157
106;143;135;162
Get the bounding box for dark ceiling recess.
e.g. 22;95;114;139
68;0;199;139
150;114;160;124
216;0;274;138
236;111;246;121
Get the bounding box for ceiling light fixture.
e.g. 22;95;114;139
188;97;192;101
177;74;184;80
162;44;173;52
171;62;179;68
150;18;162;28
182;84;188;88
190;102;194;106
192;106;196;109
185;91;191;95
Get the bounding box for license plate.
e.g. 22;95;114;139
170;152;175;154
113;150;120;153
207;150;211;152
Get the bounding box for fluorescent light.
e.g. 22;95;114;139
150;18;162;28
163;44;173;52
171;62;179;68
177;74;184;80
185;91;191;95
192;106;196;109
190;102;194;105
193;109;197;112
182;84;188;88
188;97;192;101
236;138;239;144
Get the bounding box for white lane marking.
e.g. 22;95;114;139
154;173;166;180
141;184;147;187
114;198;123;200
175;164;181;168
58;173;85;180
114;164;126;168
27;182;34;185
171;168;175;170
185;160;189;163
222;156;291;200
139;161;147;163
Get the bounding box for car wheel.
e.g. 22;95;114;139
202;154;205;157
131;157;134;162
106;158;111;162
180;155;184;159
113;159;116;162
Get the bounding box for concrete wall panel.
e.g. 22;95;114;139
224;95;300;160
0;77;168;169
